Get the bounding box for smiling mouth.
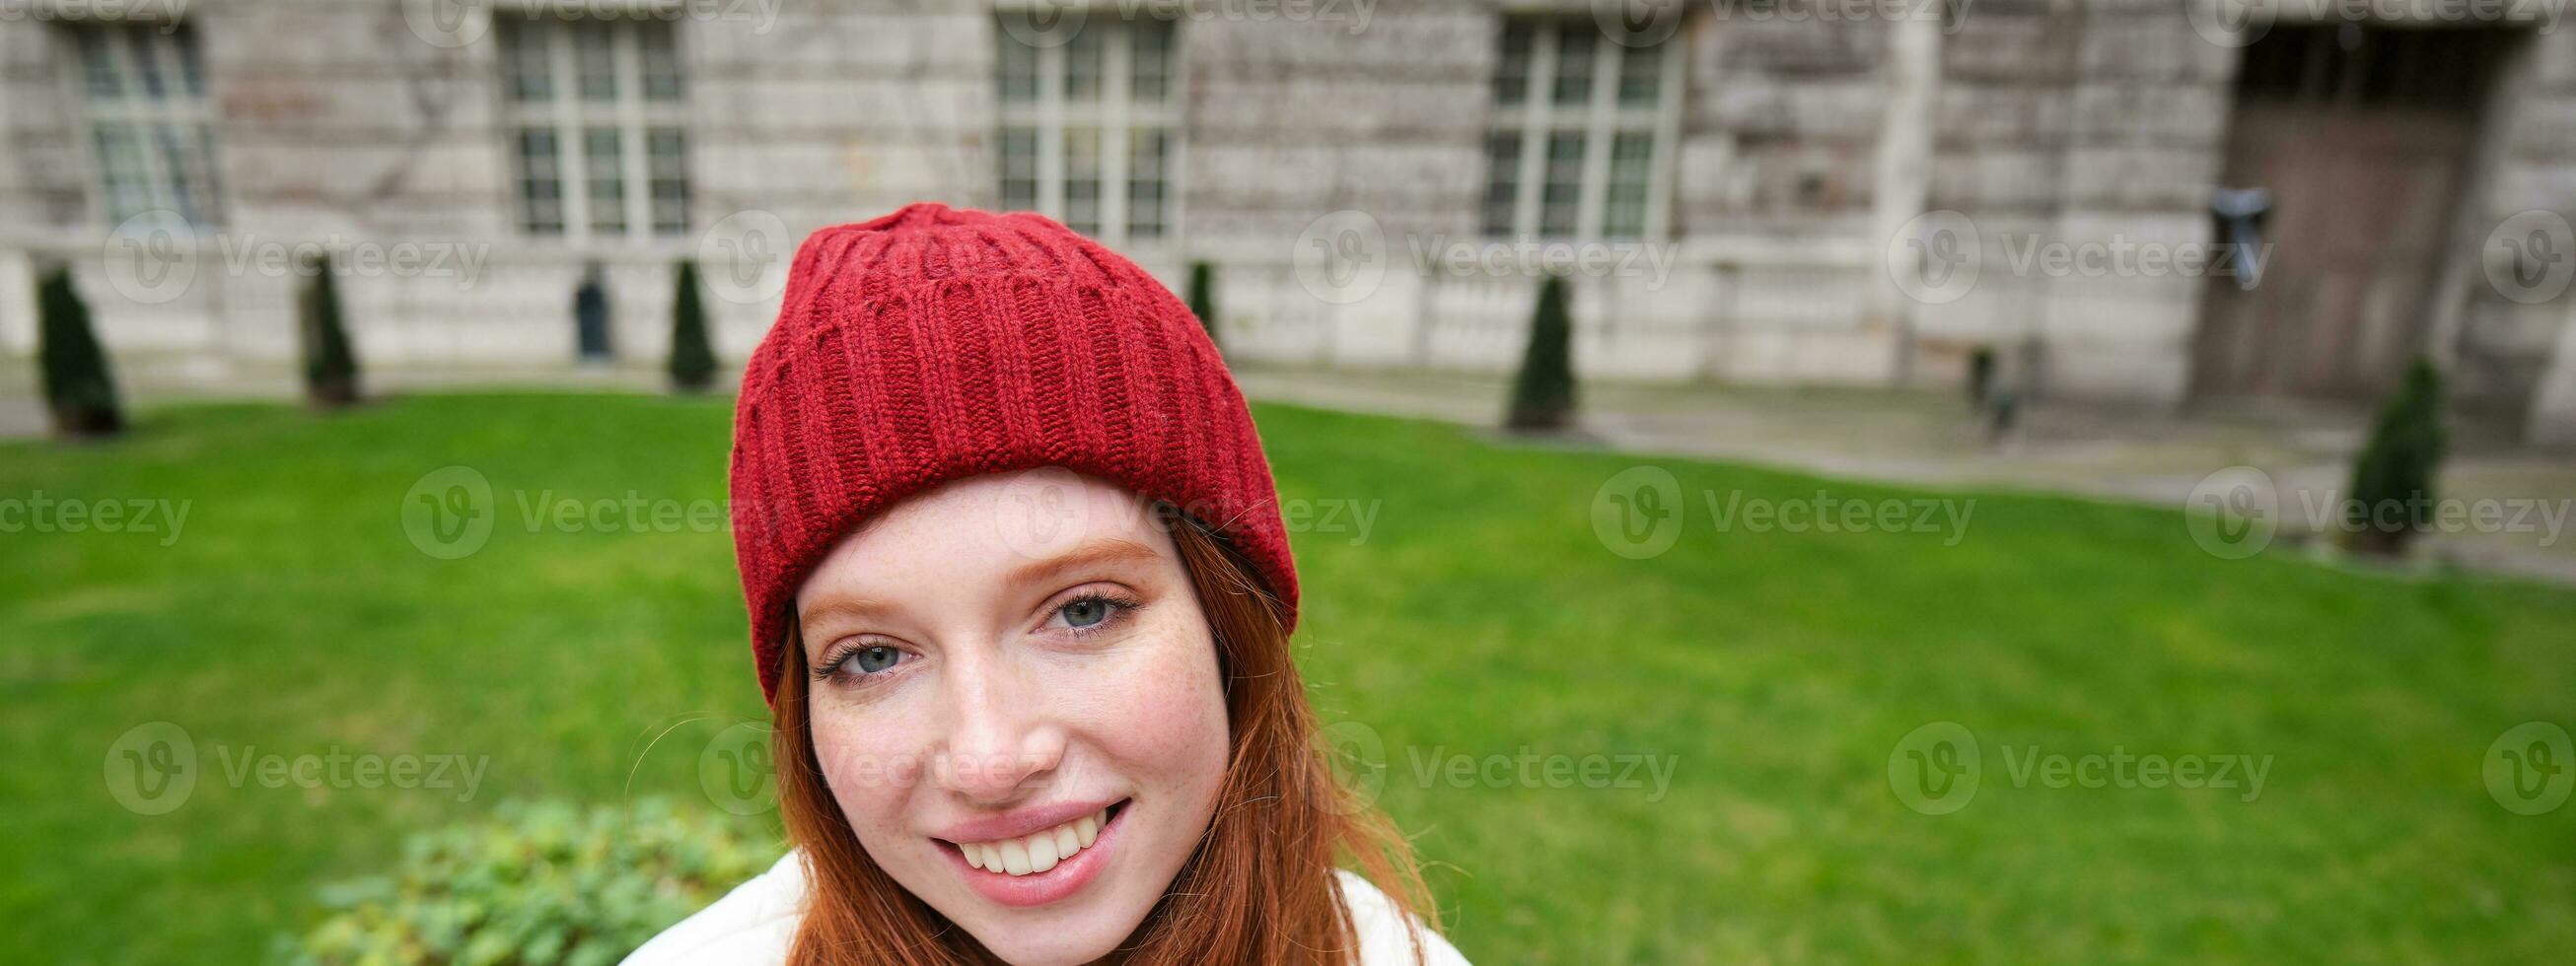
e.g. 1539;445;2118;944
948;800;1125;877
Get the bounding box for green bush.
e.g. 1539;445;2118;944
668;259;717;393
1505;274;1577;431
279;798;777;966
2343;357;2447;557
1185;260;1221;352
300;254;363;408
36;263;124;439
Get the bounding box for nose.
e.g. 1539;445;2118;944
933;653;1066;804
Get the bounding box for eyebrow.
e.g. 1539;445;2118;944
793;536;1165;637
1004;536;1164;591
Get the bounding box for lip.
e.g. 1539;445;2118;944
940;799;1128;909
934;796;1122;845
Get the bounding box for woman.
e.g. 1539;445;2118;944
629;204;1468;965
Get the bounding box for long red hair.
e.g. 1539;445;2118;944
769;512;1434;964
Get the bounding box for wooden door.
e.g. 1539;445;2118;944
2193;25;2513;402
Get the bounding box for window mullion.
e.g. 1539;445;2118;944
1578;39;1618;243
1513;26;1553;241
1102;30;1131;244
616;24;653;242
118;33;179;221
1038;42;1065;218
1645;41;1683;242
552;25;591;243
149;31;202;222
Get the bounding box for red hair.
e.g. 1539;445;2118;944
769;514;1433;964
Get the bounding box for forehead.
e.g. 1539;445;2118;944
799;469;1171;594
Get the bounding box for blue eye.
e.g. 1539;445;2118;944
1059;596;1118;629
851;646;903;674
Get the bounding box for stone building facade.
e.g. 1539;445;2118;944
0;0;2571;444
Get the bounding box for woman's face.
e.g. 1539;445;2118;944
793;470;1233;966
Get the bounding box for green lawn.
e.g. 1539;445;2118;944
4;392;2573;964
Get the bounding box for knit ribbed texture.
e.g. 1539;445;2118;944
728;203;1297;706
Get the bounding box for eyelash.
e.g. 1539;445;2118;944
808;589;1144;685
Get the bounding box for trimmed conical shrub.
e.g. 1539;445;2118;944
1505;274;1577;431
299;254;361;408
1185;260;1221;352
2343;357;2447;557
669;258;717;393
36;264;124;439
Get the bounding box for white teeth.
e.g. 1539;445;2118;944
956;807;1113;877
1027;834;1059;872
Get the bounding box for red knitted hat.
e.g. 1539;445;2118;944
727;203;1298;706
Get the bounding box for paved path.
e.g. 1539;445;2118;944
1234;366;2576;586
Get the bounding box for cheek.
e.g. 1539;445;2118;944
1071;620;1232;798
809;706;925;835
